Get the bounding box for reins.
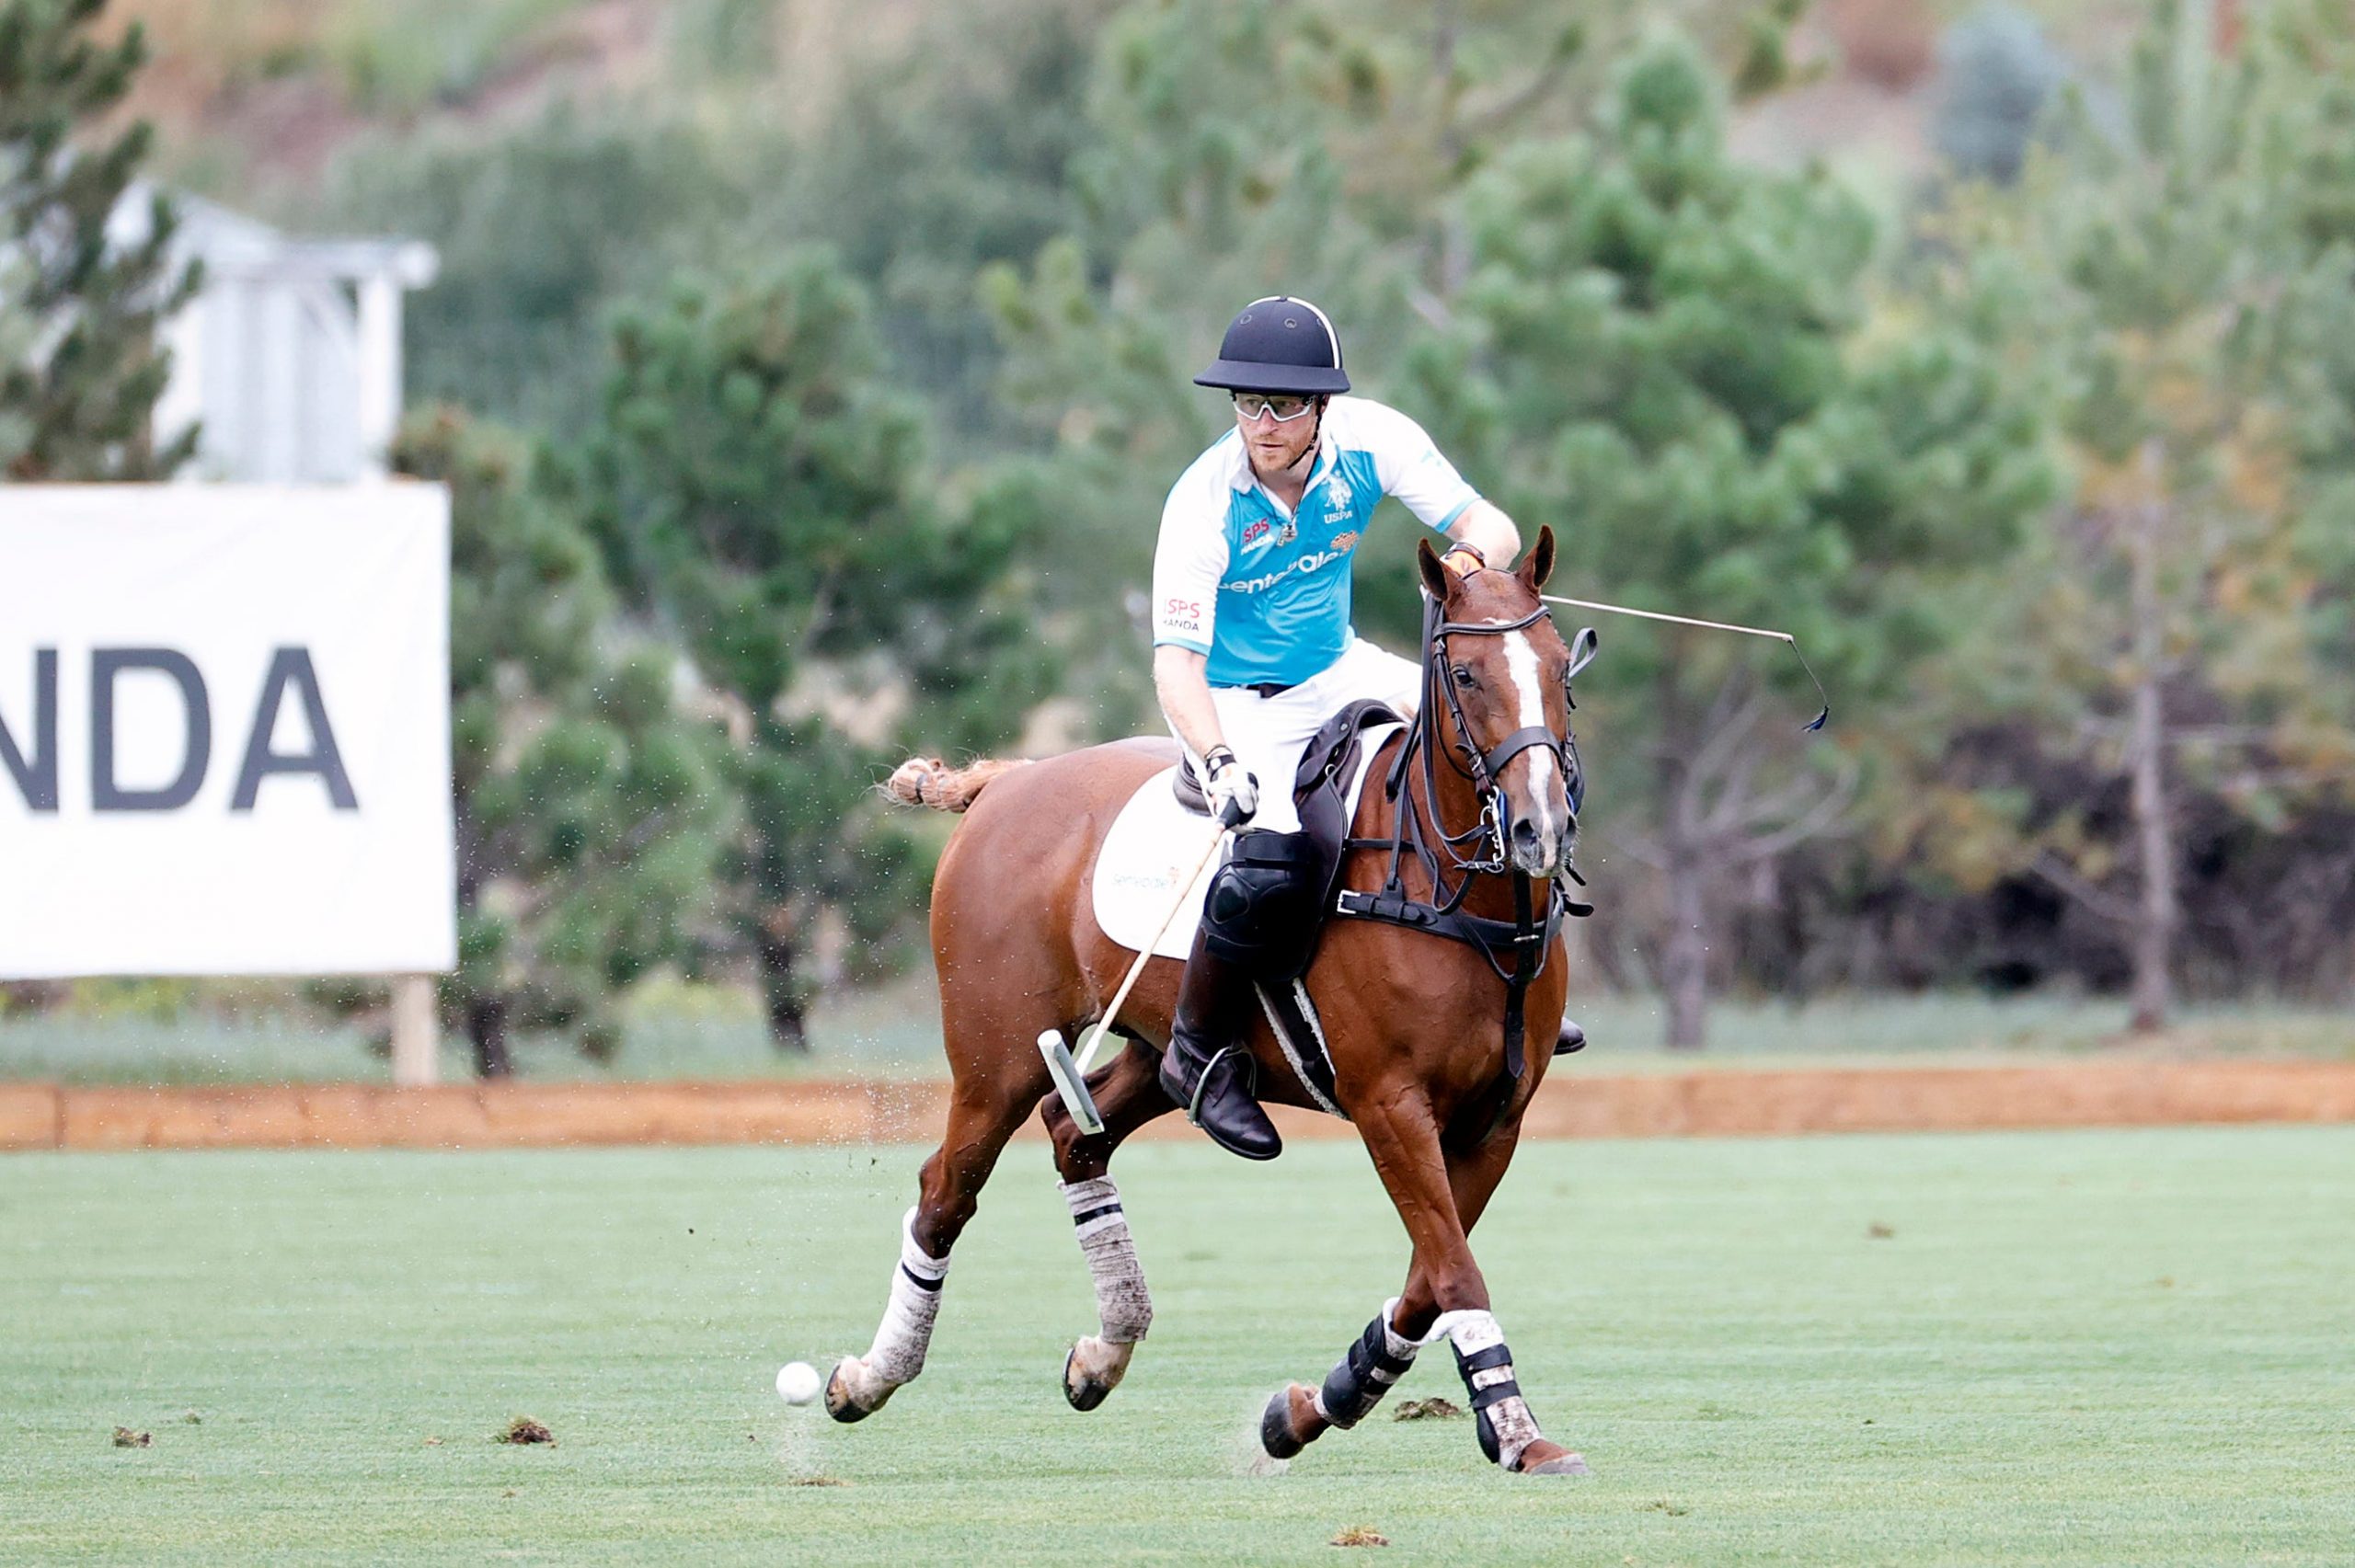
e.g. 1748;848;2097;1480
1338;587;1592;1082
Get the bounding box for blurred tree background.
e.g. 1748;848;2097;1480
10;0;2355;1059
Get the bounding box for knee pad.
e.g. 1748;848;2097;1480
1200;829;1322;979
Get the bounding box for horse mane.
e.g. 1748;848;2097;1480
884;756;1031;813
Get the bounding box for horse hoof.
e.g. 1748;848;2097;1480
823;1359;883;1425
1515;1444;1593;1478
1063;1345;1110;1412
1259;1383;1324;1459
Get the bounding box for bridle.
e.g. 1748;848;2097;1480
1338;580;1597;1083
1420;598;1589;874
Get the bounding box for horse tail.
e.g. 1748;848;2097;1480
884;756;1028;814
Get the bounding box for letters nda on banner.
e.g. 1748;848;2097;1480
0;485;456;979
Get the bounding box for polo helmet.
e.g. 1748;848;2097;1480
1193;295;1350;395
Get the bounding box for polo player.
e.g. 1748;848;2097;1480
1151;295;1576;1161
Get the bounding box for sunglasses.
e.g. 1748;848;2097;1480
1232;394;1317;422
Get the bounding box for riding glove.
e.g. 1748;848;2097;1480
1203;746;1259;825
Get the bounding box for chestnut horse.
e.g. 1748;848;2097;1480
826;529;1591;1477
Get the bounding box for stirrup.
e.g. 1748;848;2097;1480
1184;1045;1253;1125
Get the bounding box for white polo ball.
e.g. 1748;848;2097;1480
775;1361;822;1406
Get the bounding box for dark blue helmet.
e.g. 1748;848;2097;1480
1194;296;1350;395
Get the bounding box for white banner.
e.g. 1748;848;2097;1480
0;485;454;978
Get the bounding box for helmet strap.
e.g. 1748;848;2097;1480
1284;397;1328;481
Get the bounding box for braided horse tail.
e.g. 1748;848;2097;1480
883;756;1030;814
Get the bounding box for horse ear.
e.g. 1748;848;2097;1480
1418;536;1451;601
1515;525;1556;592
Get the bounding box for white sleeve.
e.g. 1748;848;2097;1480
1364;403;1480;531
1151;465;1228;655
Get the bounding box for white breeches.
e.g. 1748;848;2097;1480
1178;637;1420;835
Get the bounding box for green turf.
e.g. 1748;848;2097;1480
2;1127;2350;1564
8;981;2352;1085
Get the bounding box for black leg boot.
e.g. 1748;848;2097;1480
1555;1017;1587;1056
1157;928;1282;1162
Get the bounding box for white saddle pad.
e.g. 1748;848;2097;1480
1089;726;1403;959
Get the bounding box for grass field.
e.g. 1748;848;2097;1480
4;1127;2351;1564
6;982;2353;1085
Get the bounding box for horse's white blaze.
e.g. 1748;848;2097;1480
1501;630;1559;854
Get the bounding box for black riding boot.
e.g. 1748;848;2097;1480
1158;928;1282;1162
1555;1017;1588;1056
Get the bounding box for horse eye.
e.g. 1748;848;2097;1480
1452;666;1476;688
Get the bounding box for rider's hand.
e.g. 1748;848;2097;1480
1203;746;1258;827
1441;543;1488;578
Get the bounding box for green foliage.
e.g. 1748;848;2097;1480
1908;0;2355;1023
582;255;1049;1044
783;3;1097;452
394;406;733;1067
317;104;741;432
0;0;198;479
1413;37;2051;1044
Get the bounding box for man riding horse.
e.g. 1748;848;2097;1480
1154;295;1578;1160
837;296;1597;1477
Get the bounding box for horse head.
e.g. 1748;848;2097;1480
1415;525;1580;879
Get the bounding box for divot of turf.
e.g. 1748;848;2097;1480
496;1417;554;1446
1331;1525;1390;1547
109;1427;151;1448
1391;1397;1465;1422
788;1476;848;1487
1867;1220;1896;1239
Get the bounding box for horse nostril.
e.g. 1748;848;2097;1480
1511;818;1540;849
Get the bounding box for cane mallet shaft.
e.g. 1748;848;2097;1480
1540;593;1832;732
1037;797;1244;1135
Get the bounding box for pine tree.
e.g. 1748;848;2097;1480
1917;0;2355;1031
584;255;1049;1050
1411;37;2049;1047
393;407;735;1077
0;0;199;480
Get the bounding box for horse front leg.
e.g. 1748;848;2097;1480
1260;1091;1588;1476
1042;1036;1178;1410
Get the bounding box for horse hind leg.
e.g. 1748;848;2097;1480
825;1072;1038;1424
1042;1037;1176;1412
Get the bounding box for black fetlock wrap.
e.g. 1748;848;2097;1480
1452;1341;1522;1467
1317;1311;1417;1430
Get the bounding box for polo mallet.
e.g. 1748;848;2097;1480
1539;593;1832;731
1038;795;1246;1135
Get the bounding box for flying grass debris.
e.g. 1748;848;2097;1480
1330;1526;1390;1547
111;1427;152;1448
1867;1221;1896;1239
497;1417;555;1446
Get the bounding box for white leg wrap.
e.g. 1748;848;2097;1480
1440;1309;1544;1471
1061;1176;1152;1343
861;1207;950;1387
